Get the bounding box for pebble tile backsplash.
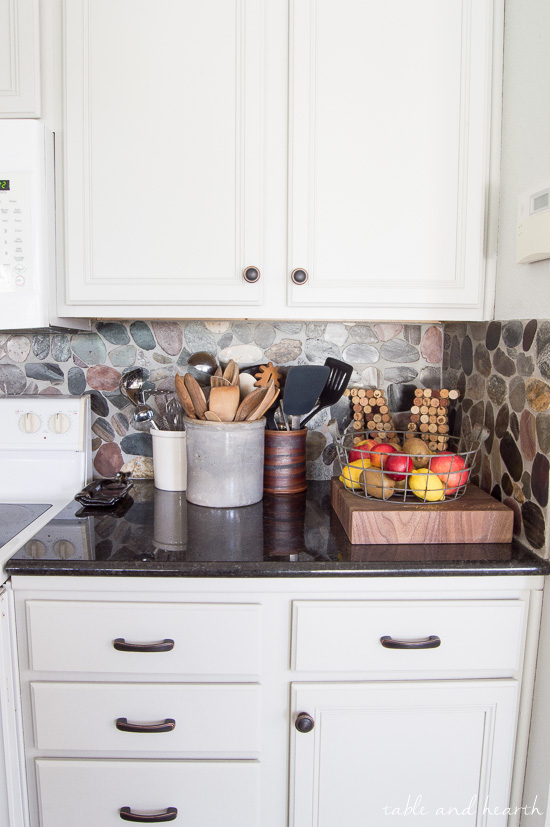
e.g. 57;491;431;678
443;320;550;556
0;320;443;482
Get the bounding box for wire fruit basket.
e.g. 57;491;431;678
334;427;486;505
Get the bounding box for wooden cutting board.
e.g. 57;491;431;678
331;478;514;545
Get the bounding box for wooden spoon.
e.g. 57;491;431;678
223;360;236;383
204;411;222;421
234;386;269;421
175;373;197;419
183;373;208;419
210;375;232;387
209;385;240;422
247;382;280;421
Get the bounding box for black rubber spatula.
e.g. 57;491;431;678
283;365;330;430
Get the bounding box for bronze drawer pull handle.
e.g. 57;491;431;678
290;267;308;285
119;807;177;822
113;638;174;653
380;635;441;650
243;265;261;283
116;718;176;733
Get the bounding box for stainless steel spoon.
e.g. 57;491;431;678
120;368;148;406
187;352;218;386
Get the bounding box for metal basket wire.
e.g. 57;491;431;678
334;427;486;505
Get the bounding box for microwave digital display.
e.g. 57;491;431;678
0;181;9;191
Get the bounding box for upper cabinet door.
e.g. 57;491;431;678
288;0;501;320
62;0;264;311
0;0;40;116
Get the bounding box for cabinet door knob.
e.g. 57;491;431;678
243;265;261;283
119;807;177;822
290;268;308;285
113;638;175;653
295;712;315;733
380;635;441;650
116;717;176;733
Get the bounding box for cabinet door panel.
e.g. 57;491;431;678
63;0;263;308
291;680;519;826
0;0;40;116
288;0;497;318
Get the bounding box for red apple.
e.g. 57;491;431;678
369;442;398;469
349;438;378;463
429;452;468;495
385;452;414;481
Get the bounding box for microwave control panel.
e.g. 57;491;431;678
0;172;34;294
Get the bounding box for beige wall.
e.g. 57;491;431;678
495;0;550;319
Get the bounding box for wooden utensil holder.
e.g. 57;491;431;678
263;428;307;494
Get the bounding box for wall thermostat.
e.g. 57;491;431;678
516;180;550;264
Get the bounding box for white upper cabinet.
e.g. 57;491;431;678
0;0;40;116
59;0;502;320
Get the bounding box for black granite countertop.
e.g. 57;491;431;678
5;481;549;578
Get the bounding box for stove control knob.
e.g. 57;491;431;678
54;540;75;559
19;412;41;434
49;413;71;434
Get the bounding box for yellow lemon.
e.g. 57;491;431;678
409;468;445;502
339;458;371;490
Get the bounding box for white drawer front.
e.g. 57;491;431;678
31;683;260;757
36;759;260;827
292;600;526;675
26;601;261;677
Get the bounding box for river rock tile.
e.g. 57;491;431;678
384;366;418;384
24;381;39;394
510;412;520;440
7;336;31;362
121;456;154;479
374;323;402;341
522;471;532;501
445;323;467;337
322;441;338;466
491;484;502;501
512;482;525;504
379;340;419;363
232;322;255;344
523;319;538;352
536;320;550;354
323;323;348;346
503;496;522;536
221;343;265;365
274;322;302;335
499;433;523;481
204;321;230;334
341;343;378;364
153;353;172;365
25;363;64;384
470;322;489;341
450;336;462;370
519;409;537;462
305;322;326;338
120;433;153;457
111;412;129;437
153;321;184;356
32;334;50;360
487;375;507;406
502;473;513;497
421;326;443;364
0;365;26;393
484;402;495;453
39;386;63;395
105;391;131;411
348;324;378;344
419;366;442;389
255;323;276;349
94;442;124;477
502;320;523;348
130;321;156;350
175;348;192;366
306;430;326;462
68;366;86;395
517;353;535;376
462;398;473;413
96;322;129;345
467;373;485;401
109;345;136;367
87;365;121;391
361;367;382;387
526;378;550;411
485;321;501;350
51;335;71;362
71;333;106;366
536;412;550;454
537;341;550;381
469;401;485;429
490;447;502;483
217;333;233;350
456;371;467;398
91;437;101;453
89;390;109;417
92;417;115;442
522;501;546;549
403;324;422;345
480;454;492;493
306;339;341;363
473;343;491;377
508;375;526;413
493;347;516;377
531;453;549;508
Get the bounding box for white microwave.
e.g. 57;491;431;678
0;121;88;330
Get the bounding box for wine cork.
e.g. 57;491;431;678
358;388;366;398
448;390;460;400
423;389;432;398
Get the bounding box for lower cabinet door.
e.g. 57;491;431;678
36;759;260;827
290;680;519;826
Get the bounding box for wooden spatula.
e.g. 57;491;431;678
175;373;197;419
209;385;240;421
234;386;269;421
247;381;280;421
183;373;208;419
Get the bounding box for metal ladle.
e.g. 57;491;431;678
187;352;218;387
120;369;158;429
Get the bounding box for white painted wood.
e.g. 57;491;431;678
36;759;261;827
287;0;500;320
0;0;40;116
31;682;260;756
290;680;519;826
61;0;264;309
292;599;526;675
25;600;261;677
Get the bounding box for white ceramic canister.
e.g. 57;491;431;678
151;429;187;491
184;416;265;508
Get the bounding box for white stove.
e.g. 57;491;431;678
0;395;91;579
